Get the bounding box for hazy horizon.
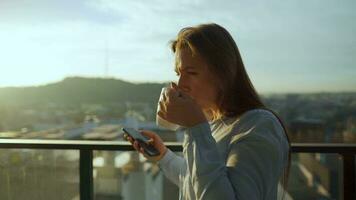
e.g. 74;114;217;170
0;75;355;95
1;0;355;93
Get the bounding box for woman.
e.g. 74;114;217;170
126;23;291;200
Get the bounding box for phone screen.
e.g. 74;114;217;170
122;128;150;143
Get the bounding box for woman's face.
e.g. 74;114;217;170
175;48;219;112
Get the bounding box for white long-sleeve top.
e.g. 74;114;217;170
158;109;290;200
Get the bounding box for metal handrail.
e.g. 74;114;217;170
0;139;355;200
1;139;356;151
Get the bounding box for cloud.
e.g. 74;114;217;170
0;0;355;92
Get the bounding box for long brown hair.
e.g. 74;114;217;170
171;23;291;197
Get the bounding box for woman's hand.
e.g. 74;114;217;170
124;130;168;162
158;82;207;128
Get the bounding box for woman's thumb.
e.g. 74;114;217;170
170;82;183;97
170;82;191;99
170;82;178;89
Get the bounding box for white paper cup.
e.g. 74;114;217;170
156;87;180;131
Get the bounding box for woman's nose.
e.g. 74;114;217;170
177;75;190;92
177;75;185;88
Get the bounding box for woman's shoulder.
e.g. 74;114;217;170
228;108;280;128
229;108;287;143
240;108;278;122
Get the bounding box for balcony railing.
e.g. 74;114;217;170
0;139;355;200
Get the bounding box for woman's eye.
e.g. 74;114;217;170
188;72;198;75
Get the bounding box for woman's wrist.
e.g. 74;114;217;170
157;148;174;166
157;146;168;161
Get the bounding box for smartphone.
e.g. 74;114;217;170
122;128;160;157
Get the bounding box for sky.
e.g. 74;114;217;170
0;0;355;93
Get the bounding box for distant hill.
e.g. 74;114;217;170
0;77;166;106
0;76;355;107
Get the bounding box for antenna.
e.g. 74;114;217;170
105;39;109;77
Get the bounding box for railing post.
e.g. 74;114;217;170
342;153;355;200
80;150;93;200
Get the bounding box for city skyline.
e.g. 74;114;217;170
0;0;355;93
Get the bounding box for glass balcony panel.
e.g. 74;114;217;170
287;153;342;200
0;149;79;200
93;151;179;200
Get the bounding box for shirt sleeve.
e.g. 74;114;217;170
158;148;186;186
184;117;289;200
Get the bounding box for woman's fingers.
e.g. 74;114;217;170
166;85;181;100
159;100;166;112
170;82;178;89
141;130;163;147
158;110;167;120
123;133;128;140
124;130;165;161
140;147;149;157
133;141;141;151
124;134;133;143
140;130;158;141
124;132;150;154
128;139;148;157
124;134;141;153
162;91;167;102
